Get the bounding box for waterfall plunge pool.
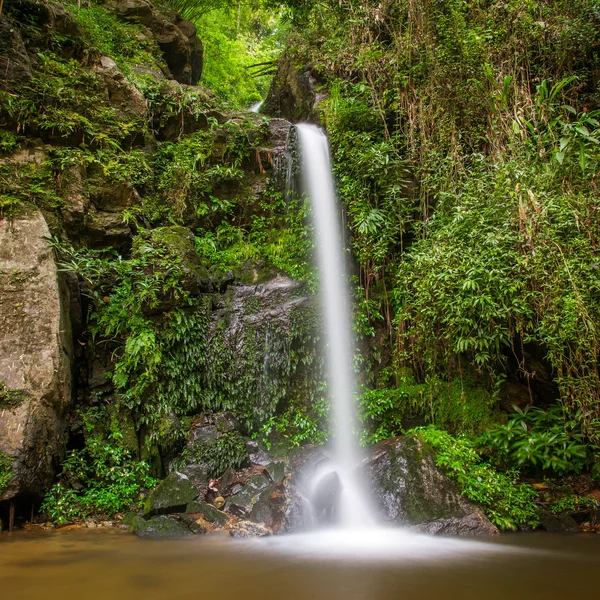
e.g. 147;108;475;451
1;527;599;599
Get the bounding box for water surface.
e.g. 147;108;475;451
1;528;598;599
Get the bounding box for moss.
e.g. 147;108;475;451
0;452;14;495
0;381;25;411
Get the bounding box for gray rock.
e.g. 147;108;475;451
0;209;72;499
132;514;194;537
227;474;271;517
537;509;580;533
143;471;198;516
185;500;228;525
265;460;285;484
363;435;499;536
229;520;271;538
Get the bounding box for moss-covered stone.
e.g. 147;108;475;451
131;514;194;537
143;471;198;516
185;500;228;525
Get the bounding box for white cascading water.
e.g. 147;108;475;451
250;101;263;113
296;123;374;527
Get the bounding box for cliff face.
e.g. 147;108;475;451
0;0;318;509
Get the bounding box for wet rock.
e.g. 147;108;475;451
143;471;198;516
229;520;271;538
363;435;499;536
132;514;194;537
186;500;228;525
413;511;499;536
311;471;342;526
265;460;285;484
537;509;581;533
246;440;272;467
0;208;72;499
262;55;321;123
227;474;271;517
180;464;211;498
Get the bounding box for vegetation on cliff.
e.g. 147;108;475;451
1;0;599;530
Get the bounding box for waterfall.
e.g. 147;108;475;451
295;123;374;527
250;101;263;113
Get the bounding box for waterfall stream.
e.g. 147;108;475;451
295;123;374;527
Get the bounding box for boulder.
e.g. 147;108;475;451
186;500;228;525
143;471;198;516
114;0;203;85
227;473;271;517
363;436;499;535
229;520;271;538
0;209;72;500
262;56;324;123
131;514;199;537
0;13;32;87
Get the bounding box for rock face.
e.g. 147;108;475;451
114;0;203;85
0;209;72;500
363;436;498;535
262;56;323;123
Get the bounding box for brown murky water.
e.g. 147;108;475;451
0;527;599;599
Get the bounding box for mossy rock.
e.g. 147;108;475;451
131;514;194;538
185;500;228;525
143;471;198;516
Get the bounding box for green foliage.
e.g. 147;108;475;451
193;3;287;107
0;381;25;411
550;494;598;516
413;426;539;531
478;404;593;476
40;408;155;524
0;452;13;496
176;430;248;477
359;378;496;445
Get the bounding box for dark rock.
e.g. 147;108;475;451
537;509;581;533
143;471;198;516
0;209;72;500
186;500;228;525
188;412;240;448
229;520;271;538
114;0;203;85
246;440;272;467
363;435;499;535
180;463;211;497
413;512;499;536
262;56;321;123
177;512;207;534
265;460;285;484
132;514;194;537
0;14;32;87
227;474;271;517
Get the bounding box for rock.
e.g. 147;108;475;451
0;209;72;500
188;412;240;447
363;435;499;535
94;56;148;122
114;0;203;85
229;520;271;538
265;460;285;484
132;514;194;537
0;14;32;87
179;463;211;498
227;474;271;517
246;440;272;467
537;509;581;533
413;511;499;536
186;500;228;525
143;471;198;516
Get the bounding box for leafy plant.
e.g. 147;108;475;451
413;426;539;531
478;404;591;475
40;408;155;524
